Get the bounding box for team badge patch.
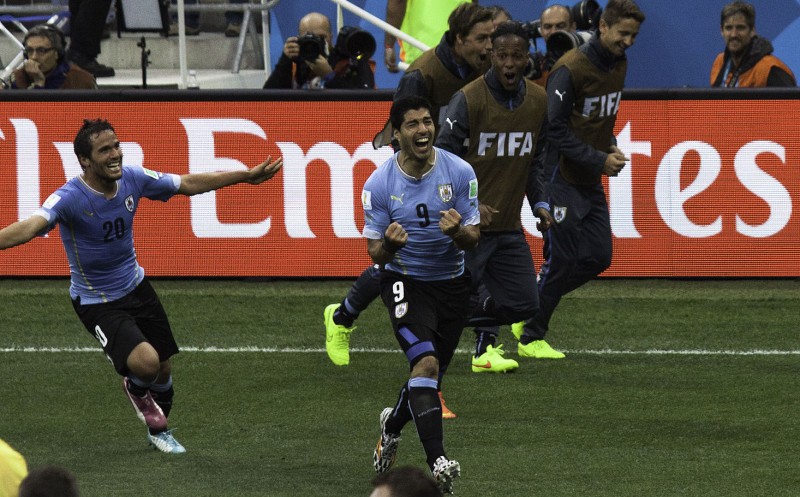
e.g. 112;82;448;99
553;206;567;224
142;167;160;180
362;190;372;210
394;302;408;319
469;179;478;199
438;183;453;203
125;195;135;212
42;193;61;209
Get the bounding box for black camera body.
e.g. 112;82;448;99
571;0;602;30
521;19;542;41
333;26;376;61
546;30;593;60
296;33;328;62
522;0;602;43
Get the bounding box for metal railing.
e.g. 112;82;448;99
329;0;428;72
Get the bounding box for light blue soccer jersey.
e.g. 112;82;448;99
362;147;479;281
34;166;181;304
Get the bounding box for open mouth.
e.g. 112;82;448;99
502;71;517;86
413;136;431;151
107;161;121;173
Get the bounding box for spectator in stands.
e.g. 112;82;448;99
67;0;115;78
263;12;375;90
1;439;28;497
18;466;80;497
710;1;796;87
370;465;443;497
529;4;577;87
170;0;247;37
4;25;96;90
383;0;473;73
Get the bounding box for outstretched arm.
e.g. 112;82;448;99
0;215;49;250
178;156;283;196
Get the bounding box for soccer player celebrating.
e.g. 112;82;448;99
365;97;479;494
0;119;282;454
435;20;554;371
514;0;645;355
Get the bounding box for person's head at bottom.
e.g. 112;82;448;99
19;465;80;497
370;465;443;497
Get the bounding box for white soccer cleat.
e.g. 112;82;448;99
373;407;401;473
432;455;461;494
147;429;186;454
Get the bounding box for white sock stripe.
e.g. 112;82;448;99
2;346;800;356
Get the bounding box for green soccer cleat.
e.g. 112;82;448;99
324;304;354;366
518;339;566;359
471;344;519;373
510;321;524;340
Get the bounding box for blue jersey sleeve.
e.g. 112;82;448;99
454;164;480;227
129;166;180;201
362;160;393;240
34;187;76;233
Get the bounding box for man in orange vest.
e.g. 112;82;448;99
710;1;795;87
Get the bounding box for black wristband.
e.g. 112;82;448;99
382;238;401;254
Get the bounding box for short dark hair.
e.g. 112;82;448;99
720;1;755;29
601;0;645;27
23;24;66;61
389;96;432;132
19;465;80;497
445;3;493;45
491;20;529;44
371;466;443;497
73;119;115;161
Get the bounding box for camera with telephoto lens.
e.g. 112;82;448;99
296;32;328;62
546;30;593;60
521;19;542;40
522;0;602;42
333;26;376;61
571;0;602;30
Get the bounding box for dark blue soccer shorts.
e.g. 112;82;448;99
72;278;179;375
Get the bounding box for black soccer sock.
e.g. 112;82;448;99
384;383;412;435
407;377;445;469
474;330;497;357
150;375;174;419
126;374;152;397
333;299;358;328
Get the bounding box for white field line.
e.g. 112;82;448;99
1;346;799;356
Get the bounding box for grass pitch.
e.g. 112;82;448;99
1;279;799;497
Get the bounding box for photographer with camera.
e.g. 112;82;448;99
525;4;582;87
263;12;375;90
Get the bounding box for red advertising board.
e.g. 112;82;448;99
0;96;798;277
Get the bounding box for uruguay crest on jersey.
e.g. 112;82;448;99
553;206;567;223
438;183;453;203
125;195;135;212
